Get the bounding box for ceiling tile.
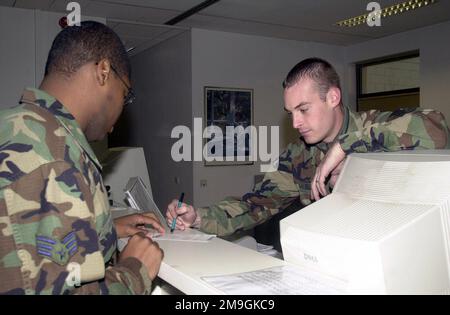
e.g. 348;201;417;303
92;0;204;11
111;22;172;39
83;1;144;20
200;0;399;31
180;14;371;46
183;0;450;45
82;1;178;24
136;11;179;25
127;28;187;55
3;0;450;46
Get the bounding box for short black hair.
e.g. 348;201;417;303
282;57;341;102
44;21;130;79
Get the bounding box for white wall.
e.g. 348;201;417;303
344;20;450;121
0;6;35;109
0;6;105;109
191;28;345;207
130;31;193;209
34;10;67;85
34;11;105;84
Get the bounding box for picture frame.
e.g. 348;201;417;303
204;87;254;166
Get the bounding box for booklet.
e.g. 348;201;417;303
123;176;216;242
124;176;168;229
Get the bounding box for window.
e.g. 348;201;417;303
356;52;420;112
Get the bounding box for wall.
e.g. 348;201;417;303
130;31;193;209
34;11;105;84
0;6;35;109
0;6;105;109
344;20;450;121
361;57;419;94
191;28;346;207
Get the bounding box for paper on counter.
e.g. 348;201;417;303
147;227;216;242
118;228;215;251
201;265;348;295
150;229;215;242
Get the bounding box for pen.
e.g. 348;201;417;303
170;192;185;233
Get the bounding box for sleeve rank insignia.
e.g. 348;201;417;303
36;231;78;265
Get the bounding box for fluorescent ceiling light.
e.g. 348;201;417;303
336;0;437;27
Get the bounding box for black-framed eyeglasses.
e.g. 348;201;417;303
110;64;135;106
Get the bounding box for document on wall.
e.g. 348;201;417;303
201;265;348;295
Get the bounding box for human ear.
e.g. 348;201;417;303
326;87;341;108
95;59;111;86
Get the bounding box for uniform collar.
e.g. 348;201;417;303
19;88;102;171
315;105;351;153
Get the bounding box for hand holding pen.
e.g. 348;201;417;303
166;194;198;232
170;192;184;233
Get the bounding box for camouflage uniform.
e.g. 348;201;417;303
0;88;152;294
197;106;450;236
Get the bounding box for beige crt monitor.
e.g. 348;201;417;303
100;147;153;205
280;150;450;294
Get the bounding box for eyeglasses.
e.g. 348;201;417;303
110;64;135;106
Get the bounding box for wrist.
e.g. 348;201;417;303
191;210;201;229
116;256;152;294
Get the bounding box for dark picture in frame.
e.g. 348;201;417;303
204;87;254;166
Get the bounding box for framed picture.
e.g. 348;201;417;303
204;87;254;166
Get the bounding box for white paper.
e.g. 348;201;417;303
255;243;280;257
117;229;215;250
149;228;216;242
201;265;348;295
256;243;274;252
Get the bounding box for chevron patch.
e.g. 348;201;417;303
36;231;78;265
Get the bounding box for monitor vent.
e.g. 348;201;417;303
310;199;432;242
336;159;450;205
